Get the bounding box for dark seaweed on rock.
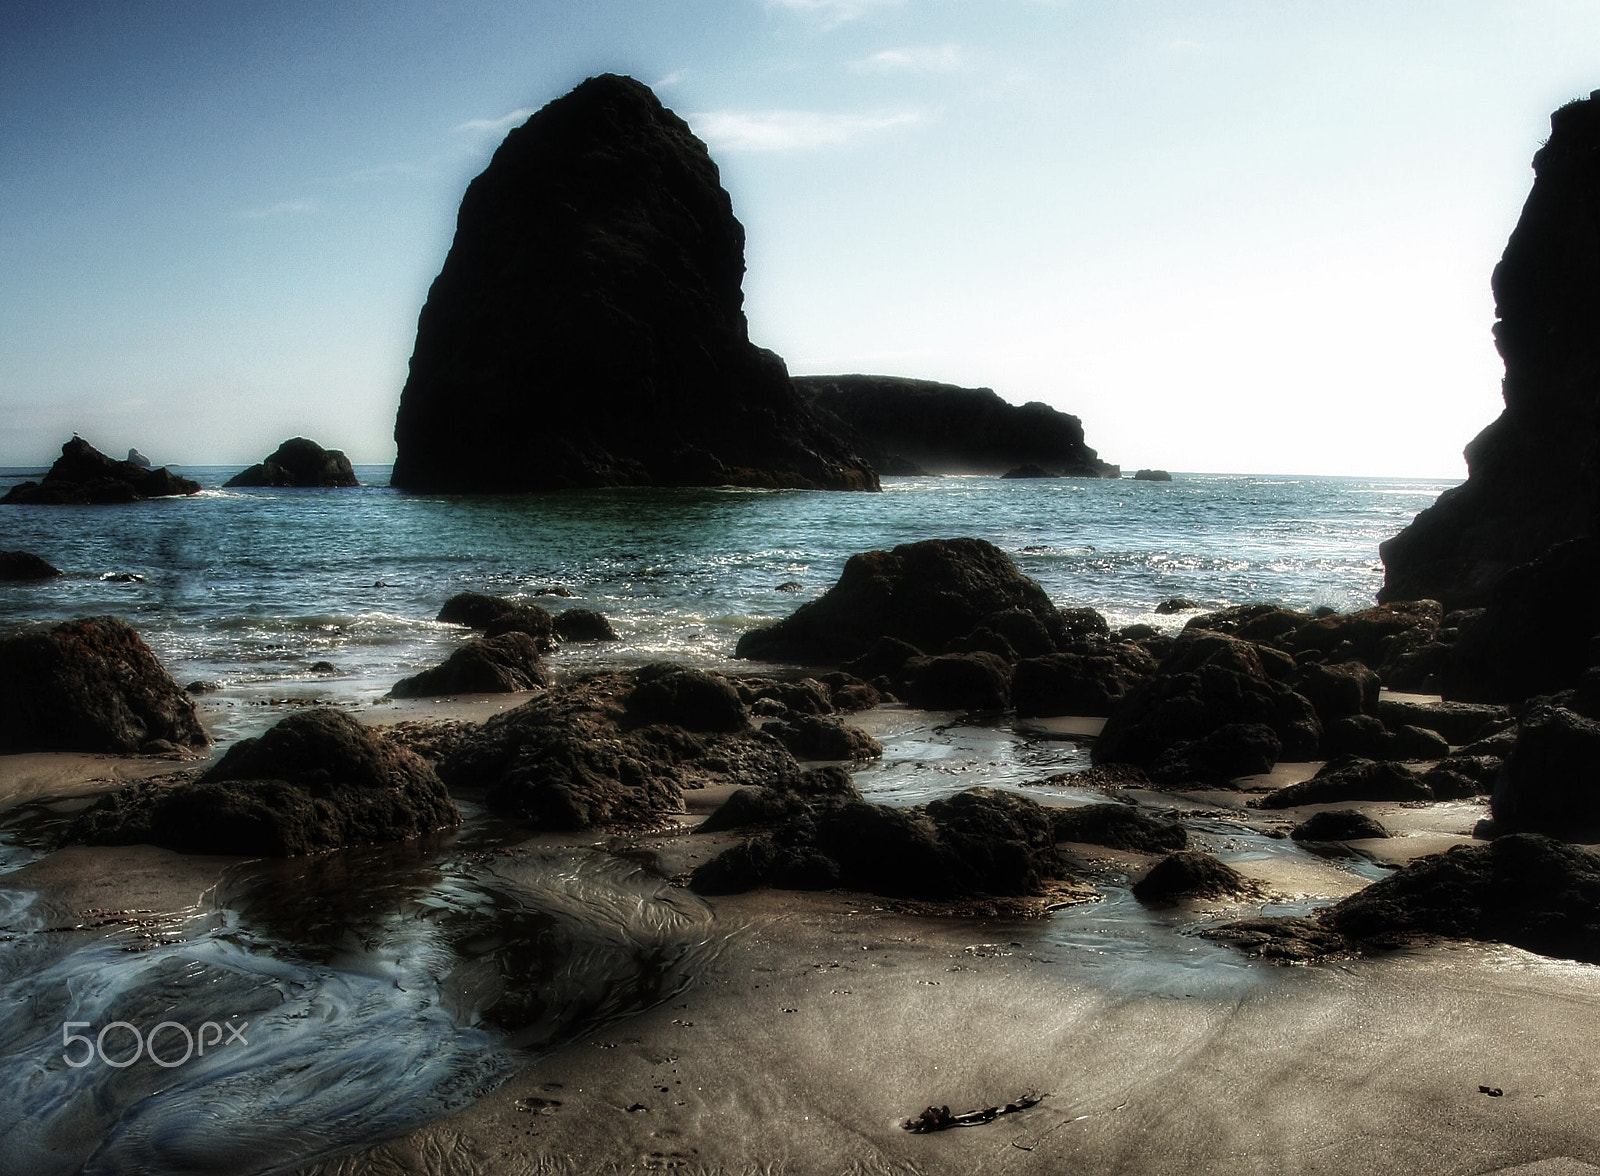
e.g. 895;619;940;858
391;74;875;493
0;616;208;753
1131;851;1249;905
70;710;458;856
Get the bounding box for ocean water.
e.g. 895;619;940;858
0;465;1453;727
0;466;1454;1171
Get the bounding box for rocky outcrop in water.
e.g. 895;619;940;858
1380;92;1600;611
0;616;208;753
0;550;61;580
226;437;358;488
71;709;458;855
389;632;549;698
391;74;875;494
2;436;199;505
793;375;1116;478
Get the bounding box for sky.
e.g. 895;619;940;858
3;1;1600;477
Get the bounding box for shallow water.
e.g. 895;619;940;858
0;833;720;1175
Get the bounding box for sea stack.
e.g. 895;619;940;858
1380;91;1600;609
226;437;358;487
794;375;1118;477
391;74;876;493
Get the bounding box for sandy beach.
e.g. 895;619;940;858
4;689;1598;1176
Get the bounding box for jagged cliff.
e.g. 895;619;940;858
391;74;876;493
794;375;1117;477
1381;91;1600;609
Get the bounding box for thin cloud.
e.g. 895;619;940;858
851;44;966;73
765;0;905;31
332;162;424;187
240;199;315;220
452;108;535;135
691;108;923;152
654;69;688;88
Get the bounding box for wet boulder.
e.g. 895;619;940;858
1149;722;1281;786
552;607;619;642
0;616;208;753
900;651;1012;711
225;437;358;487
1290;809;1390;842
1093;663;1321;772
1132;851;1249;904
2;436;200;505
1012;644;1157;717
626;664;747;732
389;632;549;698
0;550;62;580
691;786;1069;900
1050;802;1188;852
764;714;882;762
1254;757;1432;809
736;537;1065;665
70;709;458;855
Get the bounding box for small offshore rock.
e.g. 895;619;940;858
0;550;62;580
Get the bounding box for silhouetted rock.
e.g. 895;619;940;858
1001;464;1055;479
1321;714;1450;762
226;437;358;487
1133;469;1172;482
1489;704;1600;835
900;651;1012;711
1051;802;1187;852
1294;661;1380;726
1254;757;1432;809
553;607;619;642
1132;851;1248;904
70;710;456;856
1380;93;1600;610
389;632;549;698
1150;722;1281;786
736;537;1067;665
794;374;1117;477
1291;809;1390;842
1154;597;1199;615
0;550;61;580
0;616;207;753
2;436;199;505
690;786;1069;900
1438;537;1600;703
126;448;152;468
391;74;875;493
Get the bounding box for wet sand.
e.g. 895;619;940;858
6;699;1600;1175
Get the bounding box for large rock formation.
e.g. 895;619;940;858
2;436;199;505
0;616;208;753
226;438;358;487
1380;92;1600;610
391;74;876;493
793;375;1117;477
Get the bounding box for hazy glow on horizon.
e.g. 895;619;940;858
3;1;1600;477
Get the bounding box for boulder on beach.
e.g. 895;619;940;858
70;709;458;856
1012;644;1157;717
389;632;549;698
690;786;1071;901
2;436;199;505
1380;92;1600;612
0;616;208;753
1253;757;1432;809
390;74;875;494
438;669;792;830
736;537;1071;665
1051;802;1188;852
764;714;882;762
1214;834;1600;964
225;437;359;488
1487;704;1600;837
1132;851;1249;904
0;550;62;580
1291;809;1390;842
793;374;1117;478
